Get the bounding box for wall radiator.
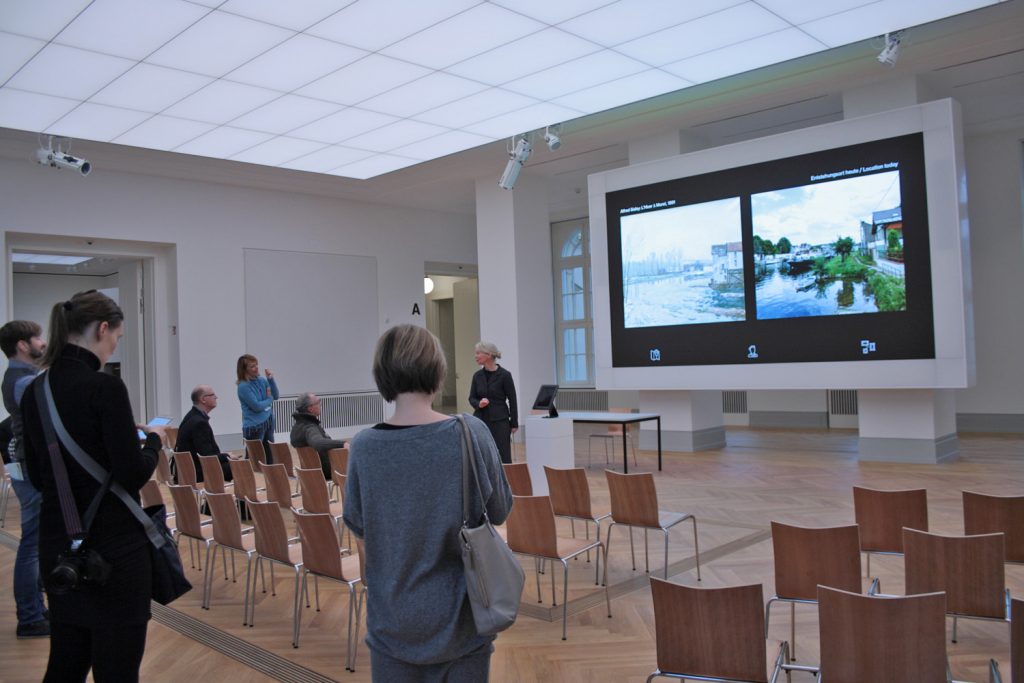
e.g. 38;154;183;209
556;389;609;411
274;391;386;433
828;389;859;416
722;390;748;414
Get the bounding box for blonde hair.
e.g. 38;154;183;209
474;341;501;359
373;325;447;402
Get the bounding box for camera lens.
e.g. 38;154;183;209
46;562;80;595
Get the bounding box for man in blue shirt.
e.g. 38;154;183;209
1;320;49;638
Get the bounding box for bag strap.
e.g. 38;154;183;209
457;414;489;527
39;372;166;548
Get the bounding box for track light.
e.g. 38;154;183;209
544;125;561;151
877;31;904;67
35;135;90;176
498;135;532;191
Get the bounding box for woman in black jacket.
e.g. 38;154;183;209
468;341;518;464
21;290;164;682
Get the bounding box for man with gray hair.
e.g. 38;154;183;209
289;392;346;479
175;384;234;482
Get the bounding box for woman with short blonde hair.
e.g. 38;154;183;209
468;340;518;464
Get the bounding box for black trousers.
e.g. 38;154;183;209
486;419;512;464
44;620;148;682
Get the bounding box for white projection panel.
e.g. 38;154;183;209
243;248;378;395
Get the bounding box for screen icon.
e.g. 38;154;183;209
649;349;661;362
747;344;759;359
860;340;877;355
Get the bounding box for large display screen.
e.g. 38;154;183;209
605;133;934;368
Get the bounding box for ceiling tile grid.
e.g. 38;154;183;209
0;0;1006;178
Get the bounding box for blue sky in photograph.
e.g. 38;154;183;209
621;196;741;264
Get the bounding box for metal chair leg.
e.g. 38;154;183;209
561;559;570;640
690;515;701;581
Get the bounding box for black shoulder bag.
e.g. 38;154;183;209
35;372;192;605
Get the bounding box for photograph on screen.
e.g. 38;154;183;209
621;197;745;328
751;170;905;320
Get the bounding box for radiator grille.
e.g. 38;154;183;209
274;392;386;432
829;389;858;416
722;390;748;414
557;389;609;411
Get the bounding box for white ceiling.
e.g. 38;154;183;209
0;0;1007;181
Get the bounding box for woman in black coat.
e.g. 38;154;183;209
468;341;518;464
21;290;165;682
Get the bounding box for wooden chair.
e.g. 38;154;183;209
505;494;610;641
588;407;638;469
244;438;268;472
163;426;179;451
903;527;1011;643
168;483;214;571
140;479;166;509
332;470;352;549
268;442;297;478
264;463;302;513
852;485;928;577
154;447;174;486
817;586;949;683
765;521;861;661
502;462;533;496
171;451;204;501
647;578;789;683
246;498;305;641
296;466;344;545
544;465;610;585
1012;597;1023;683
328;447;349;499
963;491;1024;563
198;454;233;495
202;492;258;624
604;470;701;581
294;510;364;672
295;446;321;471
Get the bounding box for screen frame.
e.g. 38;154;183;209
588;99;973;390
532;384;560;410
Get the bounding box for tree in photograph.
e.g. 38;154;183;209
762;239;776;256
886;229;903;260
834;236;853;262
753;235;765;261
776;236;792;254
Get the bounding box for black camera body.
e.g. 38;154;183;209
47;538;112;594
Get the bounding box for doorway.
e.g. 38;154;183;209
424;264;479;415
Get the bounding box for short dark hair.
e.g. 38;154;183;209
41;291;123;368
0;320;42;358
372;324;447;402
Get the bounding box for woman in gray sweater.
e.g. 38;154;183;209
343;324;513;681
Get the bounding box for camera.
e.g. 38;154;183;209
46;538;112;594
35;146;91;176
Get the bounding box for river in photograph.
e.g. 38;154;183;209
754;263;877;319
624;272;745;328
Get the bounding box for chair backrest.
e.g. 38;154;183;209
154;449;173;485
295;446;321;471
818;586;947;683
502;462;533;496
903;527;1006;618
770;521;861;601
505;495;559;558
294;510;349;580
244;438;267;472
1012;597;1023;683
229;458;260;503
649;577;768;683
247;498;294;565
296;467;330;514
140;479;164;508
328;447;349;477
164;426;179;450
606;406;633;436
206;492;246;549
168;484;204;538
268;442;296;477
853;486;928;553
198;455;228;494
544;466;594;519
172;451;198;487
262;463;295;510
332;470;347;503
963;490;1024;563
605;470;660;527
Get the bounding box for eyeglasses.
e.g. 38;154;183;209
202;393;217;399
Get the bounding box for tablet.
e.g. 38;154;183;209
138;416;172;440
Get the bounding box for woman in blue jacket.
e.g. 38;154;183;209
236;354;278;463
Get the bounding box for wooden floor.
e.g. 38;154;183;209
2;427;1021;682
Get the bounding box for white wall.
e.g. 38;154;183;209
0;159;476;438
12;271;117;336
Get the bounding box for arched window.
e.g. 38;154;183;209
551;219;592;386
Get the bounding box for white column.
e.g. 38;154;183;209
858;389;959;463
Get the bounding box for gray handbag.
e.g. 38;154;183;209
457;414;524;636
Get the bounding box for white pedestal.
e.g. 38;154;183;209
524;415;574;496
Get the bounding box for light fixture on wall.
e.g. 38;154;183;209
498;134;532;190
34;135;91;176
877;30;904;66
544;125;562;151
424;276;435;294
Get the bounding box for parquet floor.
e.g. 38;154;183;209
2;427;1021;682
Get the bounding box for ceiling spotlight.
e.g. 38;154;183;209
35;135;90;176
498;134;532;191
877;31;904;67
544;125;562;151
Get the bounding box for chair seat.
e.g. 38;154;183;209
659;510;692;530
182;524;215;542
555;536;601;561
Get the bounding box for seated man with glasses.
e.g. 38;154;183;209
289;392;347;479
175;384;235;482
